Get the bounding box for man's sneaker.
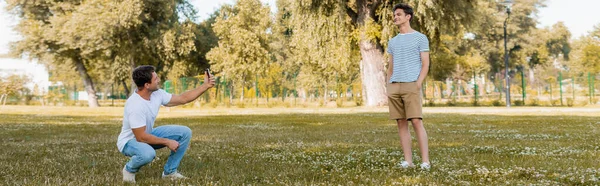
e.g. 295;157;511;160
122;166;136;183
162;171;188;180
398;161;415;168
420;162;431;170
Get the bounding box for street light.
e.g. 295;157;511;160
501;0;513;107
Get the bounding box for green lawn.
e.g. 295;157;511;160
0;106;598;185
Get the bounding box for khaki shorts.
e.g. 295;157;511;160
387;82;423;120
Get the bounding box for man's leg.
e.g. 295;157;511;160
411;118;429;164
122;139;157;173
151;125;192;175
397;119;413;165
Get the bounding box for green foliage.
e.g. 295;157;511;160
570;31;600;74
492;99;503;106
514;99;525;106
6;0;204;106
207;0;272;91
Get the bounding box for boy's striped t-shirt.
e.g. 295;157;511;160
387;31;429;83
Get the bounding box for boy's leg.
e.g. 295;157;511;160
411;119;429;164
396;119;413;164
404;82;429;164
122;139;157;173
151;125;192;175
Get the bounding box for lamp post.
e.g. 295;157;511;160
501;0;513;107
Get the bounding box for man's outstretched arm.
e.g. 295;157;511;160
166;71;216;107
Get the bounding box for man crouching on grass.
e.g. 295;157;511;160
116;65;215;183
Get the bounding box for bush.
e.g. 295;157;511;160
283;101;292;108
236;101;246;108
566;98;574;107
492;99;503;106
471;99;479;106
336;98;344;108
354;96;363;106
446;98;457;106
427;98;436;107
551;99;561;106
209;100;219;108
267;100;282;108
514;100;525;106
529;98;540;106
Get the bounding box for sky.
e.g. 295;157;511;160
536;0;600;38
0;0;598;75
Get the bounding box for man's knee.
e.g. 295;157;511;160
139;150;156;164
181;126;192;138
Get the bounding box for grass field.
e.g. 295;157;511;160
0;106;599;185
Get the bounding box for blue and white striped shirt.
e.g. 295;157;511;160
387;31;429;83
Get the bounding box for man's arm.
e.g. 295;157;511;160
166;71;216;107
387;56;393;83
132;126;180;151
416;52;430;89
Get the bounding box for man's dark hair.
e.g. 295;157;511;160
132;65;155;88
393;3;414;22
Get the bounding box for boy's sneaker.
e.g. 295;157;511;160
420;162;431;170
162;171;188;180
122;166;136;183
398;161;415;168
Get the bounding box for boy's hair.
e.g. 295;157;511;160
393;3;414;22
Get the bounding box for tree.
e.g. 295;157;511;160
6;0;199;107
0;74;31;105
6;0;102;107
285;0;359;103
271;0;300;101
571;25;600;74
207;0;272;102
545;22;571;65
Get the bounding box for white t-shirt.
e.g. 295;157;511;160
116;89;172;152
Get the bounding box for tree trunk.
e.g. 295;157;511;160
440;83;444;99
353;1;387;106
358;41;387;106
240;82;245;102
73;57;100;107
229;84;234;105
457;79;462;100
121;79;130;97
323;86;328;105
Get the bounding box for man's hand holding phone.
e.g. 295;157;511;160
204;68;216;89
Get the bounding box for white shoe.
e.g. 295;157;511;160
399;161;415;168
122;165;136;183
162;171;188;180
420;162;431;170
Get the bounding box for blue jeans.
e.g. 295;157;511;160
121;125;192;175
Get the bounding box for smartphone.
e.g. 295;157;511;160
205;68;212;78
